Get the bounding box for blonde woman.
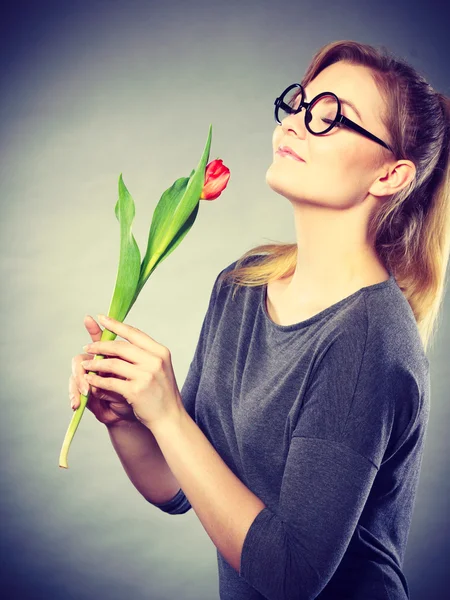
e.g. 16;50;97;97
70;40;449;599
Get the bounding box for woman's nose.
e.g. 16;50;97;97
281;109;308;138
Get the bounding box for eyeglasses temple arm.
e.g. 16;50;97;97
339;115;394;152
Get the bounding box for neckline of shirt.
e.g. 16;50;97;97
260;272;397;331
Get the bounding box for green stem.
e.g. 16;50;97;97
58;327;117;469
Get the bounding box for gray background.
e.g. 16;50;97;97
1;0;449;598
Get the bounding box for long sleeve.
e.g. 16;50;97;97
151;268;223;515
238;323;425;600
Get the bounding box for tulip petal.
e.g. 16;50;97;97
200;158;230;200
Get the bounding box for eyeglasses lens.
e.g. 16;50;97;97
276;88;339;134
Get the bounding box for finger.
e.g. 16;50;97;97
98;370;128;381
97;314;167;356
68;375;87;410
84;315;103;343
84;371;128;398
83;341;166;375
71;354;94;394
81;357;135;380
82;339;141;364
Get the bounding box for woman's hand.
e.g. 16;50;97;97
80;314;184;431
69;316;139;426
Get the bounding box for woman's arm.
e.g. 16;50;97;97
106;419;181;505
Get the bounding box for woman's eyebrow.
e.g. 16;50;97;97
304;89;363;122
339;98;363;122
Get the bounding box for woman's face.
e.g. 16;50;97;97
267;61;391;209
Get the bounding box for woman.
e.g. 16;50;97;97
70;40;450;599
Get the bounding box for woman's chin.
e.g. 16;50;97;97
265;165;301;196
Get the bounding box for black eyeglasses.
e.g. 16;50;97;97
274;83;394;154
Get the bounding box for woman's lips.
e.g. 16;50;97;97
276;149;305;162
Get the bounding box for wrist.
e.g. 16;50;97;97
149;402;187;438
105;418;146;432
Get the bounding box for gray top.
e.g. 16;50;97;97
151;255;430;600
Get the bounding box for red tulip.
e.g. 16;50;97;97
200;159;231;200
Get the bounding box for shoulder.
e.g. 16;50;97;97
362;279;429;373
302;282;429;458
321;277;428;375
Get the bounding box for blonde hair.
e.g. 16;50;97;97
219;40;450;355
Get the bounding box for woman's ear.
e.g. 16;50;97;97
369;159;416;198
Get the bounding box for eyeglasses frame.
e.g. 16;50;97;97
274;83;394;154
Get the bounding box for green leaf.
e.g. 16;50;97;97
105;174;142;325
129;200;200;311
132;174;188;286
151;198;200;266
136;125;212;292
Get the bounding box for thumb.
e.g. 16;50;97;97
84;315;103;343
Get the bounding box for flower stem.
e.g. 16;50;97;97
59;327;117;469
58;386;91;469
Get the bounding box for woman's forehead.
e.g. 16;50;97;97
304;63;382;124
